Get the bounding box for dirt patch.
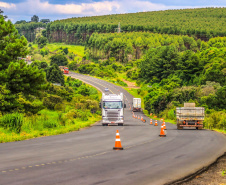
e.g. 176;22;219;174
171;153;226;185
122;79;140;89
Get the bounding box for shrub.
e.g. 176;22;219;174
204;111;226;130
43;95;63;110
43;119;58;128
0;112;24;133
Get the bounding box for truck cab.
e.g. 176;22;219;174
100;93;126;126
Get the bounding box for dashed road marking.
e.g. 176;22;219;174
0;138;160;174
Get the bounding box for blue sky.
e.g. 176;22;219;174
1;0;226;23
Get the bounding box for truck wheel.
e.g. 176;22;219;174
102;124;108;126
196;127;199;130
177;124;183;130
118;124;123;126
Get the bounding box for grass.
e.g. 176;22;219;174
222;170;226;177
0;109;101;143
211;128;226;134
47;43;85;57
28;43;85;64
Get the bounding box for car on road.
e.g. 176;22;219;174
105;87;109;92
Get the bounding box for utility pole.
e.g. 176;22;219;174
117;22;121;33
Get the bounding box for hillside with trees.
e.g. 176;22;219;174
15;15;49;42
79;33;226;131
43;7;226;44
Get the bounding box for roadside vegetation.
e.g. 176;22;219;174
82;32;226;133
0;10;101;143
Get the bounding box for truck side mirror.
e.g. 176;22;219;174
124;104;126;108
99;102;101;108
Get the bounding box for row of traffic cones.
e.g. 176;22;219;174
113;120;167;150
149;119;158;126
150;119;166;137
132;113;146;123
113;126;166;150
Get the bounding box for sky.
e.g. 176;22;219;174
0;0;226;23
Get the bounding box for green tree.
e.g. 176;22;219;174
46;63;65;85
42;29;47;37
50;54;68;66
5;60;46;96
37;36;48;48
0;12;46;113
0;9;7;19
31;15;39;22
62;47;69;55
0;15;28;71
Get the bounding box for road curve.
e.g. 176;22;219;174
0;71;225;185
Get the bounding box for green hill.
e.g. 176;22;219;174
44;7;226;44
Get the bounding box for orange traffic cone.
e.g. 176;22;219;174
163;121;166;130
150;119;153;125
159;126;166;137
135;115;137;119
138;116;140;119
141;116;143;121
154;120;158;126
113;130;123;150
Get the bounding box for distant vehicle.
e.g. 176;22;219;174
59;66;69;74
105;88;109;92
176;103;205;130
100;93;126;126
133;98;141;112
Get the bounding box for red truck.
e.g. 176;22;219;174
59;66;69;74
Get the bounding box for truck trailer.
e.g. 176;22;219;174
100;93;126;126
176;103;205;130
132;98;141;112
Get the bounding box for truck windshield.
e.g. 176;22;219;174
103;101;123;109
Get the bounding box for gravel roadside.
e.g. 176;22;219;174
171;153;226;185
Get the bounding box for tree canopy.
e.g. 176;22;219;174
31;15;39;22
50;54;68;66
0;14;46;113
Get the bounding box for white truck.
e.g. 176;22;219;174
132;98;141;112
100;93;126;126
176;103;205;130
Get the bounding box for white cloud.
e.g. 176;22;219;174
0;0;225;22
0;2;16;9
1;0;121;16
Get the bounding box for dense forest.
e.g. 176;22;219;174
15;8;226;44
15;22;47;42
85;32;199;62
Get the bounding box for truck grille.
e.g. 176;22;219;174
108;118;118;121
107;111;119;121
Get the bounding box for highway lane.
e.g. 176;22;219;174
0;71;225;185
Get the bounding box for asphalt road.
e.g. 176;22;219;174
0;72;225;185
